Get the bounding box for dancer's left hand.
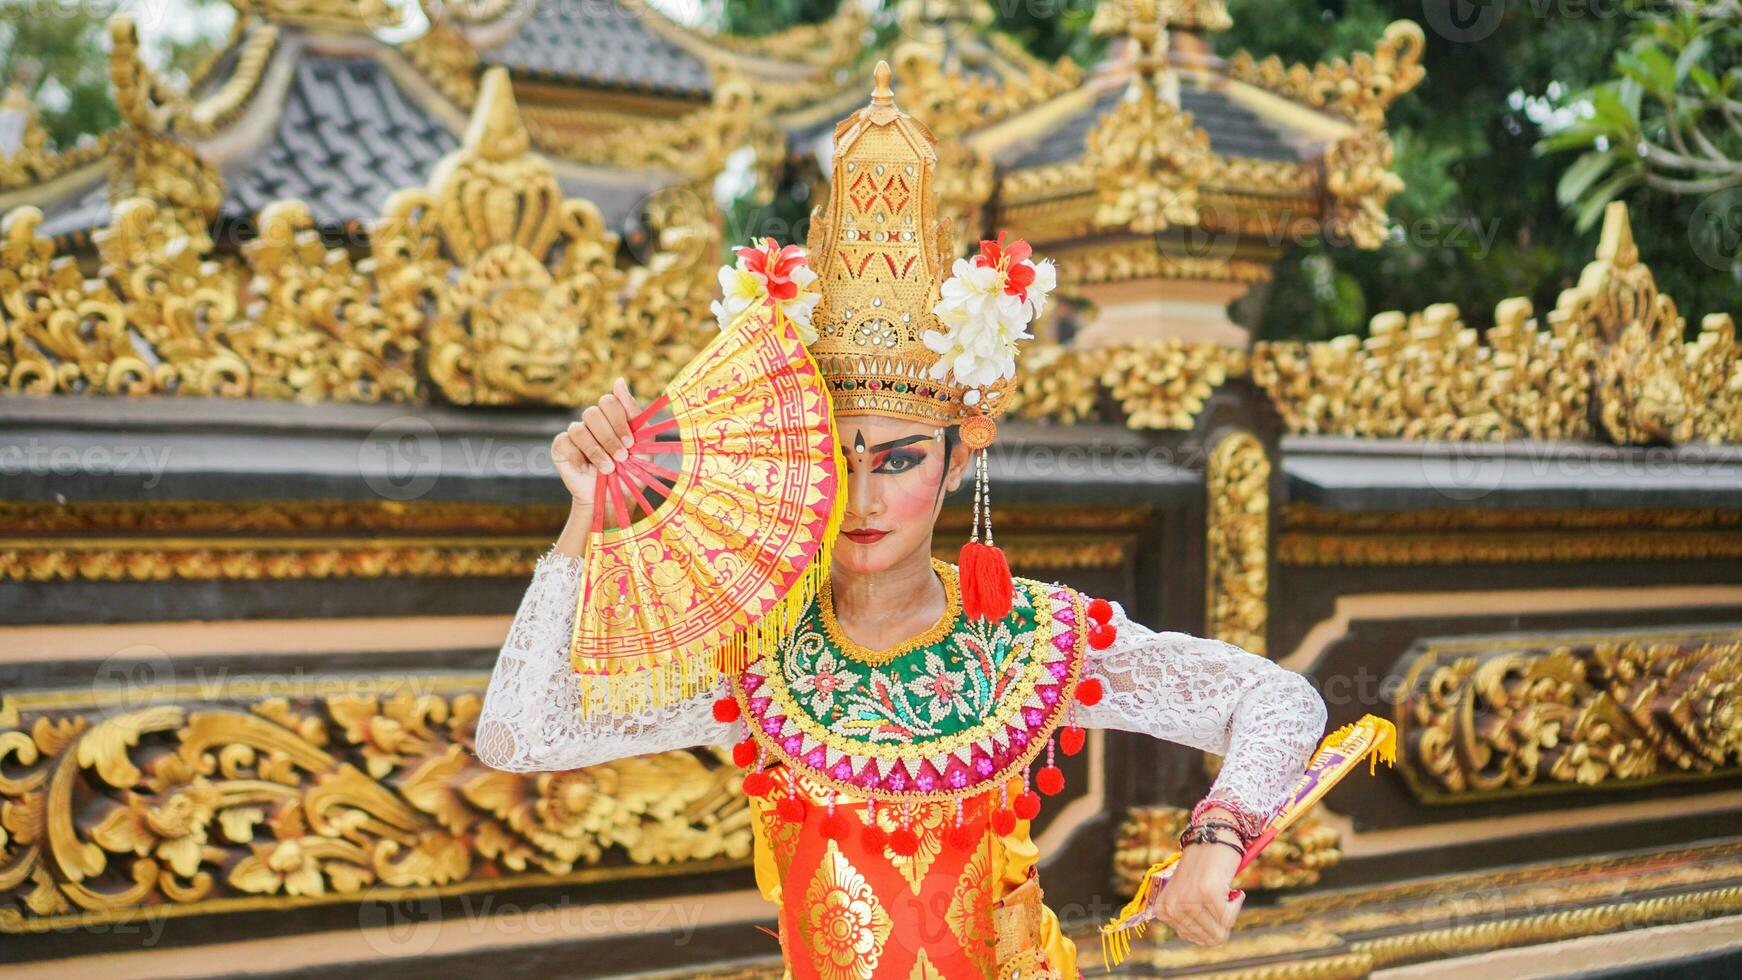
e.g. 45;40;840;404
1147;830;1244;945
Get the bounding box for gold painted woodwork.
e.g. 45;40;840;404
1113;805;1339;895
0;500;1151;537
230;0;403;30
1084;0;1213;235
0;676;752;933
0;33;716;406
0;500;1137;583
0;88;114;191
1279;503;1742;566
1206;431;1269;655
1102;836;1742;975
1394;628;1742;803
1252;204;1742;445
375;67;715;406
1225;21;1426;131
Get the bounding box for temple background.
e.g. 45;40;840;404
1;0;1740;976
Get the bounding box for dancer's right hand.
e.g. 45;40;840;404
551;378;640;509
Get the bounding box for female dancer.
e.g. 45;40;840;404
476;66;1325;978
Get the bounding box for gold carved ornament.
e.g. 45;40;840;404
0;87;115;190
1083;0;1213;235
1227;20;1426;251
1277;503;1742;567
1250;203;1740;445
0;30;718;407
0;680;751;932
1394;628;1742;803
1205;430;1269;656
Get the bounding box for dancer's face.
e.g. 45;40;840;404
833;412;971;577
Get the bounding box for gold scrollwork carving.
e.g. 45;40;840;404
1225;20;1426;131
0;677;752;933
1252;203;1740;445
1114;806;1339;895
0;36;718;406
1395;628;1742;803
1084;1;1213;235
1206;431;1269;656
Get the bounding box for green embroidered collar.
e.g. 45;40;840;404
735;563;1087;804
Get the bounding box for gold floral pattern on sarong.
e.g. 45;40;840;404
801;840;893;980
907;949;946;979
946;842;996;961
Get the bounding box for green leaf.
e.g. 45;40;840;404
1556;151;1619;206
1573;171;1642;231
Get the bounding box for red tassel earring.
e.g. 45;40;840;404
958;415;1013;622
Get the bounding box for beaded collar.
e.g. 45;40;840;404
734;564;1087;805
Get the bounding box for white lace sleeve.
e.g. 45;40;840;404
1077;600;1326;838
474;549;723;772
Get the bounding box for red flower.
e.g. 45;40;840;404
972;231;1037;302
735;237;806;302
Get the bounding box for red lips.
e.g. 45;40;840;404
842;528;889;545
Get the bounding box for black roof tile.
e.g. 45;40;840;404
1001;80;1301;171
480;0;713;97
222;56;460;229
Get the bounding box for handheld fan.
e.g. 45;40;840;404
568;303;844;716
1100;714;1399;967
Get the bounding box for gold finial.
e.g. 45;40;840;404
871;60;894;106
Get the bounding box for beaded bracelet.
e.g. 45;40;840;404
1178;824;1246;860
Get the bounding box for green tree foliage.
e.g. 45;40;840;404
1;0;229;151
1227;0;1734;339
1538;0;1741;282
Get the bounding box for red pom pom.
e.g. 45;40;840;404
1087;597;1113;625
990;807;1017;837
821;809;852;842
946;820;978;850
1076;678;1104;706
776;796;807;824
1059;726;1086;757
742;770;772;797
712;697;741;723
959;540;1014;622
1013;791;1041;821
889;828;920;856
862;824;889;852
1036;765;1065;796
731;738;758;768
1088;623;1116;650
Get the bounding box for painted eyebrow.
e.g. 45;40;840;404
869;434;936;452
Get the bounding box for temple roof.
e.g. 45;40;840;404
476;0;714;97
223;56;460;228
999;81;1300;170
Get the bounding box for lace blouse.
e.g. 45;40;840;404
475;550;1327;837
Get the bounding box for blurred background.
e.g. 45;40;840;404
0;0;1739;977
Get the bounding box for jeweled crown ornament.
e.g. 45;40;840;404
805;61;969;424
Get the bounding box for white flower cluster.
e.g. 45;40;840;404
923;239;1056;400
709;240;822;344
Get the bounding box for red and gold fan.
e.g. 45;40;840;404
567;291;844;716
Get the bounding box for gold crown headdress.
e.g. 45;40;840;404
804;62;1021;430
804;63;1061;622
